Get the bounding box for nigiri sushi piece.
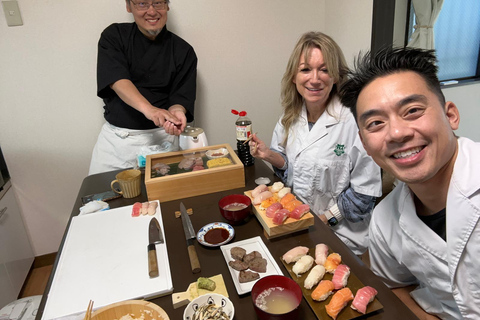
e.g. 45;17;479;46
284;199;302;212
147;201;158;216
290;204;310;219
131;202;142;217
304;265;326;290
292;254;314;277
272;208;290;225
351;286;378;314
260;194;279;210
270;181;284;193
324;253;342;273
253;190;273;205
266;202;283;218
277;187;291;199
282;246;309;263
325;287;354;320
141;202;149;215
280;193;296;207
332;264;350;289
315;243;329;265
311;280;335;301
252;184;268;198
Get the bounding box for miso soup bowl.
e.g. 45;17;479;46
251;275;302;320
218;194;252;225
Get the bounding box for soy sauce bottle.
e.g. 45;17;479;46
232;109;255;166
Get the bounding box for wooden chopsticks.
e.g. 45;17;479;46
84;300;94;320
242;132;258;145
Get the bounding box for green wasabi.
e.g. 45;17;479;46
197;277;216;291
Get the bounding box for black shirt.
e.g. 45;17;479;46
97;23;197;129
418;208;447;241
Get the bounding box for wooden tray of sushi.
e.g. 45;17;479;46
281;247;383;320
244;184;314;239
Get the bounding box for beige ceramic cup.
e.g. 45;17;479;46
111;169;142;198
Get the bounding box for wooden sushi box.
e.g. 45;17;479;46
145;144;245;202
244;190;314;239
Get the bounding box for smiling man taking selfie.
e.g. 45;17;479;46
89;0;197;175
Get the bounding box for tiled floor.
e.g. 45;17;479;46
19;265;53;298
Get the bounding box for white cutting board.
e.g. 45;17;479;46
42;201;172;320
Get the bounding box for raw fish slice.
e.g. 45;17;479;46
253;191;273;205
270;181;284;193
282;246;309;263
292;255;314;277
280;193;296;207
351;286;378;314
290;204;310;219
260;194;279;210
252;184;268;198
277;187;291;199
311;280;335;301
131;202;142;217
304;265;326;290
193;157;203;166
266;202;283;218
192;165;204;171
272;209;290;225
284;199;302;212
325;287;354;320
178;157;196;170
332;264;350;289
141;202;149;215
315;243;329;265
324;253;342;273
147;201;158;216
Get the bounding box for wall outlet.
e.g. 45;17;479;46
2;1;23;26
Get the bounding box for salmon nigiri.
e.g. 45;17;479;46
284;199;302;212
280;193;296;206
324;253;342;273
332;264;351;289
351;286;378;314
311;280;334;301
325;287;354;319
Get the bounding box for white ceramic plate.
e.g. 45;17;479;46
196;222;234;247
205;148;229;159
220;236;283;295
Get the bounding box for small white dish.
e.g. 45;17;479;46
196;222;234;247
255;177;271;185
206;148;229;159
183;293;234;320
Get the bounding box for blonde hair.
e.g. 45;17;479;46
280;32;348;145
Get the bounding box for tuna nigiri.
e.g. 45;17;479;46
251;184;268;198
325;287;354;320
280;193;296;207
292;254;314;277
315;243;329;265
311;280;334;301
351;286;378;314
266;202;283;218
282;246;309;263
284;199;302;212
272;208;290;225
332;264;350;289
290;204;310;219
324;253;342;273
304;265;326;290
131;202;142;217
253;190;273;205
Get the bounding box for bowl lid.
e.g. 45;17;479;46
181;127;204;137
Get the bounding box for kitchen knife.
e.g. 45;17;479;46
147;217;163;278
180;202;201;273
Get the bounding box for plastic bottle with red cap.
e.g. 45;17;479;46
231;109;255;166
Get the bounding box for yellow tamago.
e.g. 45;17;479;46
207;157;232;168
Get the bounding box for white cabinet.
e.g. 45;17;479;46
0;181;34;309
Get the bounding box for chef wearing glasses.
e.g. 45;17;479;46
89;0;197;175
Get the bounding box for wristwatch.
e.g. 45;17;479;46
324;206;342;227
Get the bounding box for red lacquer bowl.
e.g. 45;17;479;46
218;194;252;225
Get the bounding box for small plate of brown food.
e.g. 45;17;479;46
197;222;235;247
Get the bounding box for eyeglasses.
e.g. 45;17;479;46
130;1;168;11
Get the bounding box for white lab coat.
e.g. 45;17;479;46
369;137;480;319
270;97;382;254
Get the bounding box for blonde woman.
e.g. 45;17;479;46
250;32;381;254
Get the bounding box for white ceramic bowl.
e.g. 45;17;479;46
206;148;229;159
183;293;234;320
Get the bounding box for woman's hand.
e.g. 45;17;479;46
248;133;268;159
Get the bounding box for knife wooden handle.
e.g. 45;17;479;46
187;244;201;274
148;243;159;278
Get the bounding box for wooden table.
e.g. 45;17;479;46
37;159;418;320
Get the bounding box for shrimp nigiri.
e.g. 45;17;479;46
324;253;342;273
351;286;378;314
311;280;334;301
325;287;354;320
332;264;350;289
315;243;329;265
282;246;309;263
